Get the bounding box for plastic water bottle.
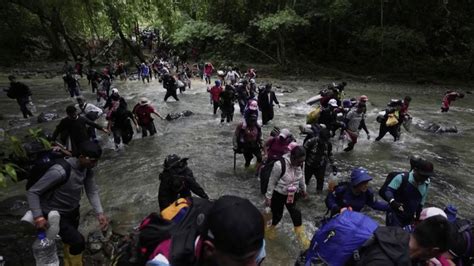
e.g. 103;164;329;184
32;231;59;266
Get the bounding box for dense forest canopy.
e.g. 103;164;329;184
1;0;474;78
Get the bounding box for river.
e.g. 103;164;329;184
0;73;472;265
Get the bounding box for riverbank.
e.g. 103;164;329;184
1;60;473;89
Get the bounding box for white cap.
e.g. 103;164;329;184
328;99;338;107
420;207;447;221
279;128;291;139
111;88;119;94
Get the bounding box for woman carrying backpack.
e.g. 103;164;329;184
325;167;388;217
265;145;309;249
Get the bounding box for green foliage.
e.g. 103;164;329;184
171;20;230;45
359;26;427;57
251;9;309;36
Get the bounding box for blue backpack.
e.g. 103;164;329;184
305;211;379;266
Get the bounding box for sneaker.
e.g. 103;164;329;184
46;210;60;239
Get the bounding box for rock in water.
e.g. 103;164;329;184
416;121;458;134
165;110;194;121
37;112;59;123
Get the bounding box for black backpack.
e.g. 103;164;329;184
25;157;72;190
378;172;409;202
259;157;287;195
119;197;213;266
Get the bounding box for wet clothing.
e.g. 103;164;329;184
441;91;462;112
158;166;209;210
318;106;338;134
63;74;80;97
132;104;157;137
109;107;134;145
375;108;401;141
326;186;388;216
258;90;279;125
234;122;263;167
209;85;223;114
163;75;179;101
7;81;33;118
225;70;240;84
354;226;411;266
140;64;150;83
219;87;236;123
343;110;364;150
52;116;103;153
303;135;334;191
26;157;103;255
266;154;306;226
385;171;430;227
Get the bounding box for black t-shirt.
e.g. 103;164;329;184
110;108;133;128
53;116;102;150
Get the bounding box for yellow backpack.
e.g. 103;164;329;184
160;198;190;221
306;107;321;124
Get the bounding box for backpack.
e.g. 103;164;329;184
378;172;409;202
25;157;72;190
305;211;379;266
259;157;286;195
118;197;213;266
449;219;473;261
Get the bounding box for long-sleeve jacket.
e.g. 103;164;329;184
326;186;389;213
52;116;104;151
265;154;306;199
7;81;32;99
158;166;209;210
26;157;103;218
257;90;279;110
303;136;333;169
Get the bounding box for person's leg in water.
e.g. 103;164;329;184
213;101;219;115
375;122;389;141
388;125;401;141
68;87;75;98
243;148;254;168
112;127;122;149
315;162;327;192
252;146;263;170
220;109;226;123
18;98;32;118
171;90;179;101
58;208;85;264
344;131;358;152
304;165;316;187
270;191;286;226
141;125;148;137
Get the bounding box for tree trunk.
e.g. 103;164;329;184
327;18;332;53
39;17;66;59
277;31;286;64
83;0;100;39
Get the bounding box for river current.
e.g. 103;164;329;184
0;74;472;265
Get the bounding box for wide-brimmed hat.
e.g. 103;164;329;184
350;167;373;187
139;97;151;106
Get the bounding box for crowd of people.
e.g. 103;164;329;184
2;55;471;266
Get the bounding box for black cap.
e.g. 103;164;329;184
205;195;264;257
415;159;434;177
78;141;102;159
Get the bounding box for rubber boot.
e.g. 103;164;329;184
294;226;310;249
63;244;83;266
265;225;277;240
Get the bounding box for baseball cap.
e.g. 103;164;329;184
359;95;369;102
78;141;102;159
419;207;447;221
415;159;434;177
205;195;264;257
279;128;291;139
328;99;338;107
111;88;119;94
350;167;373;187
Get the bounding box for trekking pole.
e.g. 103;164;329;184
233;151;237;171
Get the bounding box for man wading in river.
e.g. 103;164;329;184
26;141;109;266
5;75;34;118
